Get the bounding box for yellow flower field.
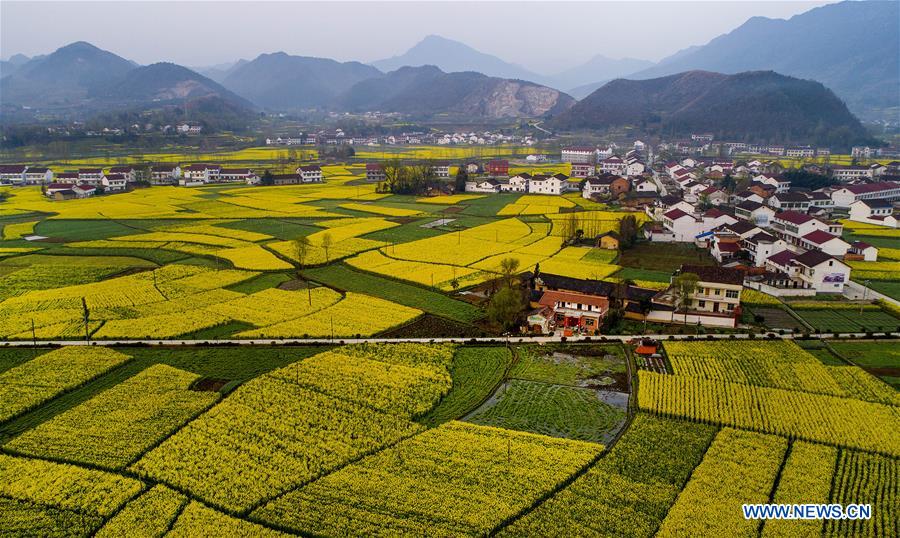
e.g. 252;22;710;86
0;347;131;422
237;292;421;338
339;202;422;217
131;344;450;512
7;364;219;469
1;220;37;240
415;194;484;204
254;421;603;536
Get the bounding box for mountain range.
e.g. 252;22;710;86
336;65;574;119
549;70;870;146
627;0;898;120
1;1;895;130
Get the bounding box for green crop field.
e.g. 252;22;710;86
420;346;512;426
465;379;627;443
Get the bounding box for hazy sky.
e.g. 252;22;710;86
2;1;834;72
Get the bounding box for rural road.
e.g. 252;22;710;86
3;331;897;347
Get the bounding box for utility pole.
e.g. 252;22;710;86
82;298;90;341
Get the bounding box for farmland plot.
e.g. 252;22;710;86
253;421;602;537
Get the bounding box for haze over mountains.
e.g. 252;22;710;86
627;0;899;120
0;0;895;131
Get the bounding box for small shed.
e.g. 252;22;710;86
595;231;621;250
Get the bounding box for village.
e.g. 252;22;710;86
1;136;898;337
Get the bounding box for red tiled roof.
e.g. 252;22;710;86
844;181;899;194
538;290;610;310
664;208;691;220
802;230;838;245
767;250;798;266
0;165;27;174
775;210;815;225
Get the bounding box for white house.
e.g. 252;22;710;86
849;199;898;228
150;165;181;185
599;156;627;175
561;147;596;164
465;179;501;193
625;160;646;176
831;181;900;208
571;163;594;178
832;165;872;182
742;231;787;267
529;174;566;195
101;173;127;192
849;241;878;261
753;173;791;193
735;200;776;226
0;165;27;185
660;208;735;242
297;165;324;183
792;251;851;294
767;192;811;212
770;211;831;248
108;166;137;182
183;164;221;183
23;167;53;185
431;163;450;178
219;168;257;183
77;169;104;186
799;230;850;257
502;174;529;193
635;179;658;193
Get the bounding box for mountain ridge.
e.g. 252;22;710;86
549;70;871;148
625;1;899;119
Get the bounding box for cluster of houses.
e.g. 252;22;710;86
643;157;899;299
266;129;534;147
457;152;658;200
525;263;746;334
0;162;326;199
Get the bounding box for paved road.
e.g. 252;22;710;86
844;280;899;307
4;331;897;347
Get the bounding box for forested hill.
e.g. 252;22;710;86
549;70;872;147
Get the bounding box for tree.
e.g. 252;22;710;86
487;287;525;332
293;236;311;272
673;272;699;325
454;166;469;193
320;233;333;263
498;257;520;289
261;170;274;186
618;215;638;249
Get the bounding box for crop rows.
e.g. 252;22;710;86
656;428;787;536
504;413;717;537
0;453;144;536
638;371;900;456
0;347;131;422
762;441;837;537
7;364;219;469
825;450;898;537
130;344;453;512
253;421;602;536
236;292;421;338
663;340;899;404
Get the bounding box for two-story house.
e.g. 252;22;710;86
529;174;566;195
